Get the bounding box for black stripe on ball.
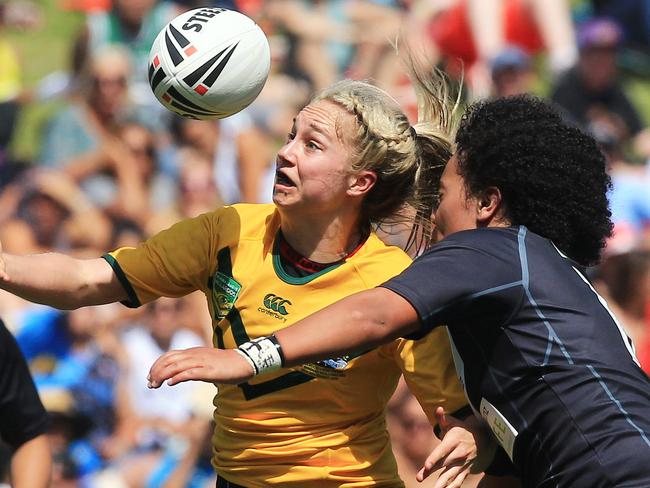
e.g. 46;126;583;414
150;67;167;92
203;42;238;88
182;46;229;87
169;23;190;48
166;86;221;115
169;100;218;117
165;31;183;66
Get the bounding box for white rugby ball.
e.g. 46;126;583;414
147;7;270;119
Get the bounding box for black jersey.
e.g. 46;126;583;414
382;226;650;488
0;319;48;449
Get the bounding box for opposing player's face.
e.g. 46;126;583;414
433;155;480;240
273;100;356;212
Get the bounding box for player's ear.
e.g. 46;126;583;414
476;186;502;224
347;170;377;197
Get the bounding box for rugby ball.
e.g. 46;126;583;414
148;7;270;119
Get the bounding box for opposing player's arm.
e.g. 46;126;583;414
149;241;507;386
277;287;419;366
148;287;420;387
0;250;126;310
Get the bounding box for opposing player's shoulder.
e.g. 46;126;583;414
428;226;522;257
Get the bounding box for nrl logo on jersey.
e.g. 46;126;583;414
318;356;351;370
258;293;291;322
300;355;353;380
210;271;242;321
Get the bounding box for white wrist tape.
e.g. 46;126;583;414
234;349;258;376
236;336;284;376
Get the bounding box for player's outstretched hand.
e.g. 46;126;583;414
148;347;255;388
417;407;478;488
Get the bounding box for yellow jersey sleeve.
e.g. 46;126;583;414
104;209;221;306
388;329;468;425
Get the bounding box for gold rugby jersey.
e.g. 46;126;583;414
105;203;466;487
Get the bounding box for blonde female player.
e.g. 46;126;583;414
0;74;486;487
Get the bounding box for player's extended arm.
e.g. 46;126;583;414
10;434;52;488
278;287;420;365
148;287;419;386
0;242;127;309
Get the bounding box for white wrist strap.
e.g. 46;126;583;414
236;336;284;376
234;349;258;376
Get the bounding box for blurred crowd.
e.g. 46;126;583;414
0;0;649;487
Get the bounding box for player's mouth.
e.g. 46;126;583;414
275;171;296;188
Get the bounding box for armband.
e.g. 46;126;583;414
235;335;285;376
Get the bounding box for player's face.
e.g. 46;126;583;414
273;100;356;213
433;154;480;240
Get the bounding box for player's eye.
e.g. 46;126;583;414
306;140;321;150
286;132;295;142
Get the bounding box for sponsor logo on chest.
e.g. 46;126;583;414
258;293;292;322
210;271;242;321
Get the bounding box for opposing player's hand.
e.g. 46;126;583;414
417;407;478;488
147;347;255;388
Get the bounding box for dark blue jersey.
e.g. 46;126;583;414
0;319;48;449
382;226;650;488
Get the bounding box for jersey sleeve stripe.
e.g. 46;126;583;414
102;253;142;308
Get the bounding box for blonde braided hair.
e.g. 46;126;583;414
312;63;456;252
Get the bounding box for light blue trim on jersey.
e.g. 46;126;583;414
517;227;574;366
519;227;650;451
587;365;650;448
468;281;524;299
425;280;523;318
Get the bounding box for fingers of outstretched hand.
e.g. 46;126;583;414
166;365;209;386
148;349;194;388
418;425;477;481
418;436;457;480
432;463;471;488
148;347;256;387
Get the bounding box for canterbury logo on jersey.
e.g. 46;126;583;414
263;294;292;315
258;293;292;322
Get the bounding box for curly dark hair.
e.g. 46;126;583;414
455;95;613;266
